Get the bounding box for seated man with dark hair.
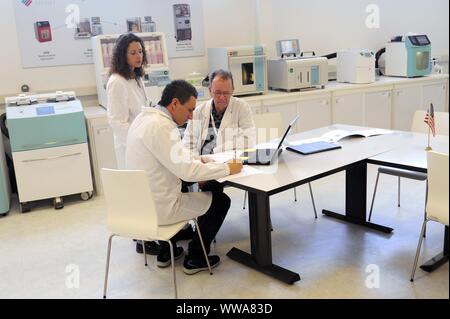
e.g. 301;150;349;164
126;80;242;274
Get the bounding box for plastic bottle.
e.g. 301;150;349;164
156;40;164;64
144;41;152;63
101;43;110;67
149;41;158;65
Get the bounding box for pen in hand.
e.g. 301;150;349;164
233;136;237;162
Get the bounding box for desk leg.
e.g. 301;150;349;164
227;191;301;284
420;226;449;272
322;161;394;234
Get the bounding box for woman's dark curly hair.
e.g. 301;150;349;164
110;33;148;80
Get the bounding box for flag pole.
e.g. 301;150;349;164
425;128;432;151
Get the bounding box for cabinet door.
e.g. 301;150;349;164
261;100;299;133
247;100;263;115
298;97;332;132
87;117;117;195
422;82;447;112
392;85;423;131
332;93;365;126
364;91;392;129
13;144;93;202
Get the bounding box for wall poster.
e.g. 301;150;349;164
13;0;205;68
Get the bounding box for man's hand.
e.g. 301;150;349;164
227;159;243;175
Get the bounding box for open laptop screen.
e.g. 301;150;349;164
276;115;300;150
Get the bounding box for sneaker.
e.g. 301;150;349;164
157;247;184;268
136;241;161;255
183;255;220;275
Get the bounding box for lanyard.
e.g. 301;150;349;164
210;112;219;138
139;78;151;107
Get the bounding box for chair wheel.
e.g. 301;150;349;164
81;192;93;201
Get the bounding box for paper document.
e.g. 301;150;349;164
217;166;262;183
202;151;235;163
320;129;393;143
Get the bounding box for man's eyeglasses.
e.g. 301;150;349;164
212;91;233;97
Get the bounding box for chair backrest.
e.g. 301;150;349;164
426;151;449;226
411;110;449;136
253;112;284;143
101;168;158;239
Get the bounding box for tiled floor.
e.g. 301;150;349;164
0;166;448;299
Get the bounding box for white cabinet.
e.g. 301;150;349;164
239;76;448;133
422;82;447;112
392;80;448;131
392;85;423;131
84;107;117;195
332;92;365;126
364;90;392;129
298;95;332;132
246;100;263;115
260;98;300;133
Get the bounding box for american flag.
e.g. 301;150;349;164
21;0;32;7
424;103;436;137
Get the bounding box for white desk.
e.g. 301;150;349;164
367;134;449;172
367;134;449;274
223;125;448;284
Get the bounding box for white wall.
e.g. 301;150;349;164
264;0;449;59
1;0;448;104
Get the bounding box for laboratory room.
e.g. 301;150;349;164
0;0;448;302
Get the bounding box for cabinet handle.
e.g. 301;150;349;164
22;139;80;149
321;100;329;105
335;98;341;103
22;152;82;163
96;128;110;134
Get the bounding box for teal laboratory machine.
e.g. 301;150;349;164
385;34;432;78
5;92;93;212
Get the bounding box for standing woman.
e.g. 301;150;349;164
106;33;149;169
106;33;160;256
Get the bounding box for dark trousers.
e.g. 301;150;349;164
160;181;231;258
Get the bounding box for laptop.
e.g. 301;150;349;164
286;141;341;155
243;115;299;165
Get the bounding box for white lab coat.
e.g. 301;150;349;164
126;107;230;226
106;73;148;169
183;97;256;156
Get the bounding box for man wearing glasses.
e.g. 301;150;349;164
183;69;256;156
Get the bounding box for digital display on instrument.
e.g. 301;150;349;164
277;39;300;57
409;35;430;46
36;106;55;116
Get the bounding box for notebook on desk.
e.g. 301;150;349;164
287;141;341;155
243;115;299;165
